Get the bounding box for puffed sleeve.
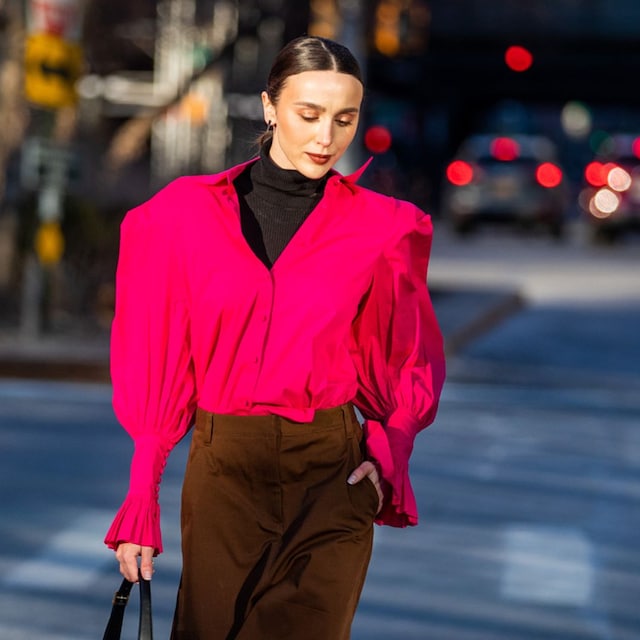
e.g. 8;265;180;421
104;195;197;554
350;200;446;528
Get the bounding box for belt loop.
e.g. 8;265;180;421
196;408;214;445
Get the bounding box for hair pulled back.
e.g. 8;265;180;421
258;36;363;147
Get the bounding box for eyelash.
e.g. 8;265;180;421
300;115;353;128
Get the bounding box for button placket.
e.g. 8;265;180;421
244;273;274;408
246;274;275;405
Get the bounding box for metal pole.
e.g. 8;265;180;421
335;0;366;174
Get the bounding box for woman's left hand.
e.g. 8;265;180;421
348;461;384;514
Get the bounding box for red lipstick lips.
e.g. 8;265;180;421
307;153;331;165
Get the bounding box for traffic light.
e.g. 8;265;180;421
373;0;403;57
308;0;341;39
371;0;431;57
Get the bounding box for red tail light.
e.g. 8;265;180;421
491;137;520;161
585;161;606;187
446;160;474;186
536;162;563;188
585;161;618;187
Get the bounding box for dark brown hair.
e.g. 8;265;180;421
258;36;363;147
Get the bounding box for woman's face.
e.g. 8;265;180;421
261;70;363;179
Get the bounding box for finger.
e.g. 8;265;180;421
348;461;385;514
140;546;155;581
347;460;376;485
116;543;142;582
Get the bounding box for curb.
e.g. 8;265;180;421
0;334;110;382
433;287;525;356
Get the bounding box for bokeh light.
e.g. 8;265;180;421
505;46;533;72
591;131;613;156
536;163;563;188
364;125;392;154
446;160;474;186
491;137;520;161
585;161;607;187
591;188;619;217
561;101;592;140
607;166;631;192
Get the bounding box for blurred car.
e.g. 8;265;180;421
441;133;569;237
578;133;640;242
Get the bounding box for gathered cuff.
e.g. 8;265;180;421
129;435;170;495
104;493;163;554
104;435;172;554
386;408;422;441
363;418;419;528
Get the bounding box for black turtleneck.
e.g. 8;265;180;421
233;144;329;268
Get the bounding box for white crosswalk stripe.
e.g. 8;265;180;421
3;511;114;592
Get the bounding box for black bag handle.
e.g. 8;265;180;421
103;571;153;640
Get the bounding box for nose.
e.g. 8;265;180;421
315;119;333;148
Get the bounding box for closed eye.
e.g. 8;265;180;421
300;115;354;127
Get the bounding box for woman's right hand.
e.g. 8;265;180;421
115;542;155;582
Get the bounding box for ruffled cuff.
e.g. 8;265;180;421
104;435;171;554
363;417;419;528
104;493;163;554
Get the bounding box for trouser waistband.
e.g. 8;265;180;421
194;404;358;439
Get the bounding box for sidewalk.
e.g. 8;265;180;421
0;286;524;382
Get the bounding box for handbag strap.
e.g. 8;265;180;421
103;572;153;640
138;577;153;639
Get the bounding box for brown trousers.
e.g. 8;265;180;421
170;404;378;640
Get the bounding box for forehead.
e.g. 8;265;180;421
280;70;363;105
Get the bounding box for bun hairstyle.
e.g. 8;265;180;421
258;36;363;148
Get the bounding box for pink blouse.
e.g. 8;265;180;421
105;158;445;553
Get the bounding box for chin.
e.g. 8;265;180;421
301;169;330;180
299;162;334;180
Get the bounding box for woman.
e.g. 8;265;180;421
106;35;445;639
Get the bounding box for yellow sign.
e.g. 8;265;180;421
35;221;65;265
24;32;83;109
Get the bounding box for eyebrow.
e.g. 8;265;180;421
293;101;359;115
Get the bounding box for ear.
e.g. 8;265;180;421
261;91;276;125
